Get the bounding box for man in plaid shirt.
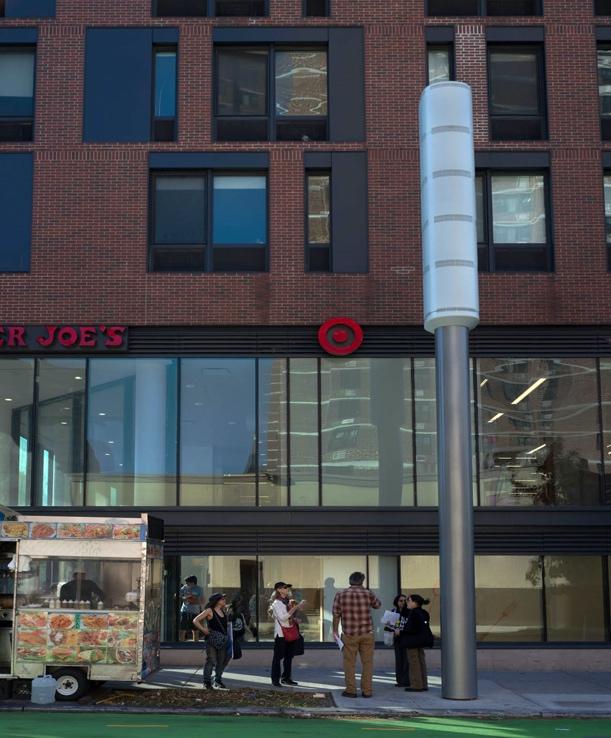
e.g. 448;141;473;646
332;571;382;698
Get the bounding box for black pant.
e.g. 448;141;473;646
394;642;410;686
271;636;294;683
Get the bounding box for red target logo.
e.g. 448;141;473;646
318;318;364;356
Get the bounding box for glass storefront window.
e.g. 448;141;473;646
400;555;441;635
35;359;85;507
321;358;414;506
368;555;399;641
475;555;543;642
544;556;606;642
258;359;288;506
180;359;256;506
289;358;319;506
478;358;601;507
86;359;178;507
414;360;437;506
0;358;34;507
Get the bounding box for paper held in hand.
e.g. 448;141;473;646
334;633;344;651
380;610;400;627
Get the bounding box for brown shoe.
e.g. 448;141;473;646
361;693;373;698
341;690;357;698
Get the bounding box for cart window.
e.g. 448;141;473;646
16;557;141;610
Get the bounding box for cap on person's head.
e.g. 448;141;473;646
208;592;226;606
274;581;292;591
349;571;366;586
185;575;197;584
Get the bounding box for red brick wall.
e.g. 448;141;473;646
0;1;609;326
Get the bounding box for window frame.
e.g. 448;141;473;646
426;43;455;84
303;0;330;16
152;44;178;142
426;0;542;15
476;168;553;273
595;0;611;16
487;42;548;141
213;43;329;142
149;169;269;273
0;44;36;142
305;169;332;272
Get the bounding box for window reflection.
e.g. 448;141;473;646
598;48;611;119
275;50;327;118
321;358;413;506
0;358;33;507
0;50;35;118
35;359;85;507
491;174;546;244
427;47;451;84
180;359;256;505
86;359;177;506
290;359;319;506
217;48;267;117
601;360;611;503
489;50;539;116
478;358;601;507
258;359;288;506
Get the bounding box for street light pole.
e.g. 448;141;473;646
419;82;479;700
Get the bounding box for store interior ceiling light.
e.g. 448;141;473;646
527;443;546;454
488;412;504;423
511;377;547;405
480;378;488;387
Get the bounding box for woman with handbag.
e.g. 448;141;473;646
269;581;305;687
402;594;434;692
193;592;231;691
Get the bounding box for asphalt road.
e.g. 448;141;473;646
2;714;611;738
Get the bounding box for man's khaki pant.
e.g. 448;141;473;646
342;633;375;695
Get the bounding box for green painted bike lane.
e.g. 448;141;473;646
1;714;611;738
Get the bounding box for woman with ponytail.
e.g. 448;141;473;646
402;594;434;692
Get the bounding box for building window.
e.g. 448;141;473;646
477;358;602;507
153;0;266;16
488;45;547;140
595;0;611;14
476;171;551;272
598;46;611;141
604;173;611;269
427;0;541;14
215;46;328;142
427;44;454;84
0;47;35;142
0;0;55;17
306;171;331;272
150;171;267;272
304;0;329;15
153;47;177;142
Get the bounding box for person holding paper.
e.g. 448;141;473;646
386;594;410;687
332;571;381;698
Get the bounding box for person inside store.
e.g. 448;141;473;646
401;594;434;692
59;571;104;606
179;575;204;642
227;593;257;660
385;593;410;688
193;592;231;690
332;571;381;698
269;581;305;687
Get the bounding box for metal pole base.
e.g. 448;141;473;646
436;325;478;700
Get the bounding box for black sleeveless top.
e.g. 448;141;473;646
209;609;227;634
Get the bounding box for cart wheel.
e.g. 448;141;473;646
52;668;89;701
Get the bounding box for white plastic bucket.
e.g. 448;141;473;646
31;675;57;704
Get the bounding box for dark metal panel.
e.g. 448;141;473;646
328;27;365;142
475;151;550;169
0;28;38;43
149;152;269;169
153;27;179;43
0;153;33;272
486;26;544;42
425;26;455;43
331;151;368;273
84;28;153;143
5;0;54;17
213;27;329;43
304;152;332;168
596;27;611;41
603;152;611;169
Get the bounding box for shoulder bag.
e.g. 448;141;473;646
206;611;228;649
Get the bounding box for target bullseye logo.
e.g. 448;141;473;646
318;318;363;356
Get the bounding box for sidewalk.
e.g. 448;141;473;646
137;649;611;717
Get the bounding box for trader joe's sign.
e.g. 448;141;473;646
0;325;127;351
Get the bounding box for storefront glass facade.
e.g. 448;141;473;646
164;553;610;643
1;355;609;508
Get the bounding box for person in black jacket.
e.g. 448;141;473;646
386;594;410;687
402;594;433;692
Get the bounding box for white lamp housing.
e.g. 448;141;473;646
419;82;480;334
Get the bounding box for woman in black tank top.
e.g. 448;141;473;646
193;593;231;690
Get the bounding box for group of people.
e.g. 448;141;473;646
178;571;433;696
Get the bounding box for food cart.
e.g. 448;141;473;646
0;509;163;700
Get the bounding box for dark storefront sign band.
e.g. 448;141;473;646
0;325;127;351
